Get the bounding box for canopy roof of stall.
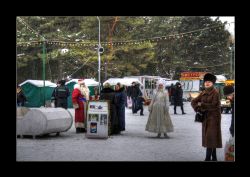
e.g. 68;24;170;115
66;78;99;86
103;78;142;86
19;80;57;87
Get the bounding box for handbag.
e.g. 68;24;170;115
195;111;206;122
224;136;234;161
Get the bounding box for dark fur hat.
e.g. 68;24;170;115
175;82;181;86
203;73;216;84
223;85;234;96
60;79;66;85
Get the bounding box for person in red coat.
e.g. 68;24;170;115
72;83;85;133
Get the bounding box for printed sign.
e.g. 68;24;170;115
88;101;108;113
86;101;109;138
89;114;99;122
90;122;97;133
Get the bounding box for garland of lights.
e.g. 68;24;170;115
17;16;226;48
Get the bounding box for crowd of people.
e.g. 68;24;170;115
17;73;234;161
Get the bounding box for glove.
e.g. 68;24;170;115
73;103;79;109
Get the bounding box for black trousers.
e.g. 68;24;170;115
137;104;143;115
56;99;68;109
132;97;138;113
205;148;217;161
230;111;234;137
174;105;185;113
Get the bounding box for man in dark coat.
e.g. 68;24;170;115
100;83;120;135
17;86;27;106
51;81;60;107
173;82;186;114
191;73;222;161
129;82;141;114
136;90;144;116
115;83;127;131
53;80;70;109
223;85;234;137
169;83;175;105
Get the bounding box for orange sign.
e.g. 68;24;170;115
180;72;206;80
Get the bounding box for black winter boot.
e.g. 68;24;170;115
181;106;186;114
76;128;81;133
205;148;212;161
174;106;177;114
140;108;144;116
212;148;217;161
80;128;86;133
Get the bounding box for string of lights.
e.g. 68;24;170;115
17;22;228;47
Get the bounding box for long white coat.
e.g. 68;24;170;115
145;90;174;133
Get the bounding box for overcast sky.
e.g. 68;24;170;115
210;16;235;36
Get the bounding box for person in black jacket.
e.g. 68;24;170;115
223;85;234;137
115;83;127;131
173;82;186;114
51;81;60;107
129;82;141;114
136;92;145;116
100;83;120;135
17;86;27;106
169;84;175;105
53;80;70;109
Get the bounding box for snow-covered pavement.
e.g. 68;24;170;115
16;102;232;161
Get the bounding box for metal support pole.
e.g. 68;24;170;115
42;40;46;106
231;43;234;80
97;16;101;94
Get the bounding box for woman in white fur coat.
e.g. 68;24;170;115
145;82;174;138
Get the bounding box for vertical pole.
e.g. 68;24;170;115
231;43;234;80
97;16;101;94
104;61;107;81
98;50;101;94
42;40;46;106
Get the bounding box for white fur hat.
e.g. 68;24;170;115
78;79;85;84
157;80;165;86
74;83;81;90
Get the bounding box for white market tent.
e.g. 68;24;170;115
215;75;227;83
19;80;57;87
65;78;99;86
103;78;143;87
165;80;180;87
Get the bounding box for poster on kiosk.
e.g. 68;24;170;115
86;101;109;139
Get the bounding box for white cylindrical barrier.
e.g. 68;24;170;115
17;107;73;137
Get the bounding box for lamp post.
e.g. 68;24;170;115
97;16;101;94
97;16;104;94
42;37;46;106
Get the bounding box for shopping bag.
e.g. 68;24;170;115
127;97;132;108
51;100;55;108
224;136;234;161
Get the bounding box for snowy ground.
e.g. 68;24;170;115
16;102;232;161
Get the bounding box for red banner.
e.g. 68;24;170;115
180;72;206;80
